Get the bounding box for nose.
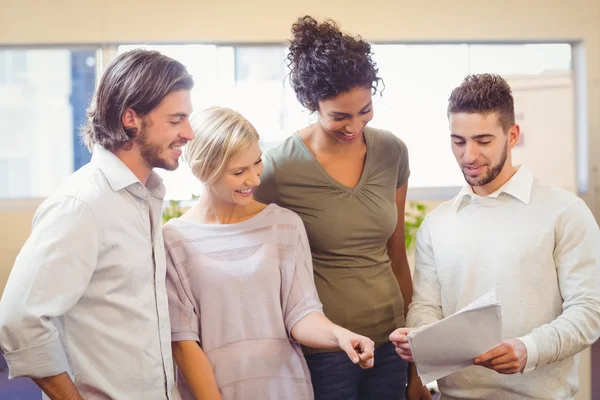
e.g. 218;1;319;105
345;119;363;134
463;142;480;164
180;120;194;141
245;171;261;187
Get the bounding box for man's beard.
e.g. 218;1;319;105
135;120;178;171
463;143;507;187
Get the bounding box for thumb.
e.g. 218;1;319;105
339;342;360;364
389;328;409;342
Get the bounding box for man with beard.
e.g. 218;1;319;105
0;49;194;399
390;74;600;399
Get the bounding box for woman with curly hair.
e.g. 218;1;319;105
254;15;431;400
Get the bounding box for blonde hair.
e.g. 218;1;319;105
185;107;260;184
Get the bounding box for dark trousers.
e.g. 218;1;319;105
305;341;408;400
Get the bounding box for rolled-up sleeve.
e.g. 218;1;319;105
281;218;323;334
0;196;99;379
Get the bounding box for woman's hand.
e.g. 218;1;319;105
332;326;375;369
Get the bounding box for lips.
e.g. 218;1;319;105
169;141;187;150
337;131;360;141
169;142;187;157
464;165;485;175
235;187;254;197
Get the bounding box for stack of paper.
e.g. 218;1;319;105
408;290;503;385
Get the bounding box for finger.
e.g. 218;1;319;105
359;350;374;362
339;343;360;364
359;357;375;369
395;347;414;362
395;343;413;357
360;339;375;355
389;329;410;342
397;351;413;360
483;352;518;367
358;341;374;361
396;343;412;352
478;359;521;374
492;361;523;374
474;344;509;364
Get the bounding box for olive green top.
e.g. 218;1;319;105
254;127;410;353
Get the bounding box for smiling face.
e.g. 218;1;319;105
209;139;264;206
316;86;374;144
449;111;520;194
124;89;194;172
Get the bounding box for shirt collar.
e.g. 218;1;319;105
452;165;534;212
91;144;166;199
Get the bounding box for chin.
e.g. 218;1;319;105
163;159;179;171
469;177;493;187
464;175;482;187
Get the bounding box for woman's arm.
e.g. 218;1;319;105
172;341;222;400
290;312;375;368
387;183;414;316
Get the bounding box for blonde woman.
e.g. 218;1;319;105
163;107;375;400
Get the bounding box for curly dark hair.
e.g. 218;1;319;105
448;73;515;132
286;15;382;112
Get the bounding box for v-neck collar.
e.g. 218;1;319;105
293;128;371;194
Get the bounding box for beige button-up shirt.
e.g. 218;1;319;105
0;144;176;399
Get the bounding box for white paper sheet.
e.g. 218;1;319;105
408;290;503;385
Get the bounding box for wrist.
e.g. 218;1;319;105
330;325;347;345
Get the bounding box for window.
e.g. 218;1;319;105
117;44;307;200
116;43;573;199
0;48;98;198
371;44;470;188
3;43;571;200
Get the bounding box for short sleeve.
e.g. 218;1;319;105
394;136;410;188
280;218;323;334
164;231;201;344
254;151;279;205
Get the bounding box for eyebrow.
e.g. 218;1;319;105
329;101;373;116
451;133;495;140
167;113;189;118
228;153;263;172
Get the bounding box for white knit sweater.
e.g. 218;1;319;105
407;166;600;400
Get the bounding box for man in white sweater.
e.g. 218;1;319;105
390;73;600;400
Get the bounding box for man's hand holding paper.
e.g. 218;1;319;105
389;291;506;385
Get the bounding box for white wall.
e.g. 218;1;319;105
510;72;577;192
